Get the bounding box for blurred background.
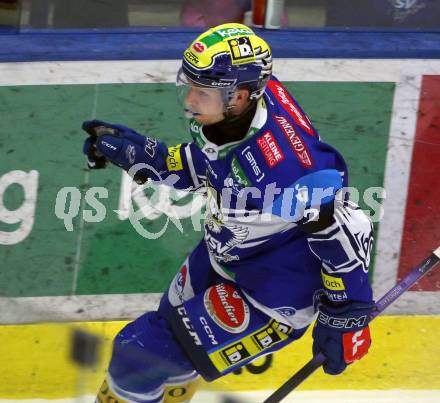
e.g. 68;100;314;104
1;0;440;30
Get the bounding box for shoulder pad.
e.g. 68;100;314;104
266;169;344;222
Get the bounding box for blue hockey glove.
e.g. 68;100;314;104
82;119;168;183
82;124;108;169
312;297;374;375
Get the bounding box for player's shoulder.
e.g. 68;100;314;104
264;77;331;175
233;84;345;190
231;132;342;199
264;77;319;139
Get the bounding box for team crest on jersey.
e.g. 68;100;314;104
205;178;249;262
204;283;250;333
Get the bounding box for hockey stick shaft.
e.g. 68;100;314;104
263;246;440;403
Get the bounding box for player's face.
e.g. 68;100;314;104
176;69;229;125
184;85;225;125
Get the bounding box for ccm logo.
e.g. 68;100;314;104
200;316;219;345
177;306;202;346
101;140;117;151
318;312;367;329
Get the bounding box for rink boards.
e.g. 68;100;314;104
0;59;439;314
0;54;440;397
0;316;439;399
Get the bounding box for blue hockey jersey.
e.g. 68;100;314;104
157;77;374;330
85;76;377;388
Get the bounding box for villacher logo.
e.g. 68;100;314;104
204;283;250;333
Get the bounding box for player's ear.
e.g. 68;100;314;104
232;88;251;109
236;88;250;102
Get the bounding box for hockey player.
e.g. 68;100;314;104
83;23;375;403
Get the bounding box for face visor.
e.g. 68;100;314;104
176;67;239;119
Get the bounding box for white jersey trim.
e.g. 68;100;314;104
184;144;201;188
241;290;317;330
165;371;199;385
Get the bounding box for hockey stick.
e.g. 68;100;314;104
263;245;440;403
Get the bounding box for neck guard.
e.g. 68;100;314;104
203;101;258;146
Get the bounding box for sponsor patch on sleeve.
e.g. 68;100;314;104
274;114;313;168
256;131;284;168
267;80;316;137
321;271;345;291
231;156;251;187
166;144;183;171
